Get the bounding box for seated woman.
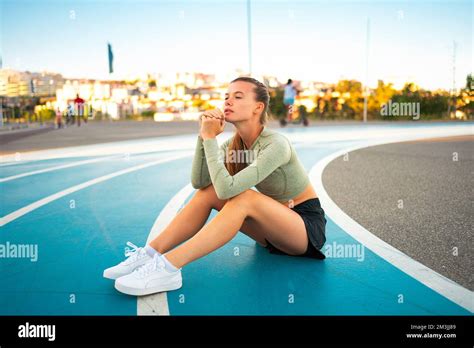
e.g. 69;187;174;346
103;77;327;296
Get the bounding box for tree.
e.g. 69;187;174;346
269;88;286;120
369;80;396;118
335;80;364;119
458;74;473;118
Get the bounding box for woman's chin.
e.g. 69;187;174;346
224;114;245;124
224;116;236;124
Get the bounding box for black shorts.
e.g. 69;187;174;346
264;198;327;260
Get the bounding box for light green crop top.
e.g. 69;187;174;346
190;126;310;202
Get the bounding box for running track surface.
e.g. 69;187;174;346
1;122;472;315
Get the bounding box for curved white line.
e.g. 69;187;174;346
137;184;195;316
309;138;474;313
0;155;123;183
0;152;192;227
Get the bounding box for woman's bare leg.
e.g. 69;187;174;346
164;189;309;269
148;184;226;253
286;104;293;122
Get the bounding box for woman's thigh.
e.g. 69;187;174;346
230;190;309;256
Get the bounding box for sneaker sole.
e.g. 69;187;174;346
115;279;182;296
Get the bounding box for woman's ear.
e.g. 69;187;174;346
254;102;264;115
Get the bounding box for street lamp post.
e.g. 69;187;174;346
247;0;252;76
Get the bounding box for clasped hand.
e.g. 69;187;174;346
199;108;225;140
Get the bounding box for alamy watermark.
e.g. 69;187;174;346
0;241;38;262
218;148;258;164
323;241;365;262
380;100;420;120
18;322;55;341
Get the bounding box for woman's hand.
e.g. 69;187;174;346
199;108;225;140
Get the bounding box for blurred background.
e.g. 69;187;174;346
0;0;472;130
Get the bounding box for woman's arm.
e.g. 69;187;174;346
191;135;232;189
202;135;292;200
191;109;227;189
190;135;211;189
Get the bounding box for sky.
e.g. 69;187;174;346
1;0;472;90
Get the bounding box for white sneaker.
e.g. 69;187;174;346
103;242;152;280
114;254;182;296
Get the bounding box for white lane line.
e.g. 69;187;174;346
309;137;474;313
0;133;202;163
0;152;192;227
0;155;123;183
137;184;195;316
0;160;33;167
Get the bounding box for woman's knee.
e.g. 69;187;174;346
225;190;257;210
194;184;226;210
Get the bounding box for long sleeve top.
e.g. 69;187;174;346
190;126;310;201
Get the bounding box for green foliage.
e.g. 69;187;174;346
141;110;155;117
458;74;473;118
298;76;471;121
269;88;286;120
38;108;55;121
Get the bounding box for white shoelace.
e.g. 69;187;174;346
135;254;165;279
123;241;147;265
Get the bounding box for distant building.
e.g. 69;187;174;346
0;69;64;97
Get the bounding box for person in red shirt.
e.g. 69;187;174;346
73;94;85;126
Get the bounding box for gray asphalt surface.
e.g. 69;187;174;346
322;135;473;290
0;120;206;154
0;118;390;155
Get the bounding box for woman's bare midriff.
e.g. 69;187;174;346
279;183;318;208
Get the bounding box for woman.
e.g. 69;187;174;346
283;78;297;124
103;77;327;296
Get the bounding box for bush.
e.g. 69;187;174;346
141;110;154;118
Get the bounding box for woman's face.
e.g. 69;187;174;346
224;81;262;124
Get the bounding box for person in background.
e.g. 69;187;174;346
283;79;297;123
55;108;63;129
73;94;85;127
